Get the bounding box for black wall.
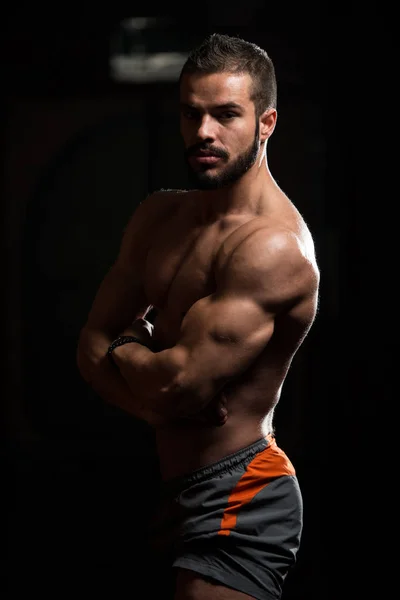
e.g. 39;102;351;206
2;4;393;598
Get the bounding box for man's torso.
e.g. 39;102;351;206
138;189;318;478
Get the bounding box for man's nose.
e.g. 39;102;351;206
196;115;216;141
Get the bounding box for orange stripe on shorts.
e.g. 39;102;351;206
218;435;296;536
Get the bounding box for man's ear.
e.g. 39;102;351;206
259;108;277;143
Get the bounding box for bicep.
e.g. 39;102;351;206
80;191;168;338
172;228;315;406
174;293;274;403
76;263;148;379
84;263;148;338
77;201;154;372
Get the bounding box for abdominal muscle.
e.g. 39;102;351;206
150;310;287;481
154;379;279;481
144;197;296;480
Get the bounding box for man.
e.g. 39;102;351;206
77;33;319;600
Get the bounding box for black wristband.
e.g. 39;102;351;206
107;335;149;368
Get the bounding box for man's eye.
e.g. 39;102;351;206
219;112;236;120
182;110;198;120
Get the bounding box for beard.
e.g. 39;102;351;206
184;123;260;191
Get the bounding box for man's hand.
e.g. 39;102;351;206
117;316;228;427
117;307;228;427
188;393;228;427
120;317;154;347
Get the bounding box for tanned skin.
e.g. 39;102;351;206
77;70;319;600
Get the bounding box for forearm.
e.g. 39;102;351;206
77;328;159;424
111;341;197;420
86;360;147;420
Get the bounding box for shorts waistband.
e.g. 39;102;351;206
163;435;273;494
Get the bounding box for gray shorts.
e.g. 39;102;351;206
149;435;303;600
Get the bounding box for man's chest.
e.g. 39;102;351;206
144;221;217;314
142;209;257;347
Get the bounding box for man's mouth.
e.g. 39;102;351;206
191;154;221;165
194;150;218;157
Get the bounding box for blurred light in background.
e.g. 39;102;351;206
109;16;189;83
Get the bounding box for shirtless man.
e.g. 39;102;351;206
76;33;320;600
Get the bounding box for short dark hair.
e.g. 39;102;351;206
179;33;277;117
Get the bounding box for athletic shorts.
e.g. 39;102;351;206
149;434;303;600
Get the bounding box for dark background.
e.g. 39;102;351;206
2;3;393;598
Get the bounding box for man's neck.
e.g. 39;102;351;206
200;164;277;220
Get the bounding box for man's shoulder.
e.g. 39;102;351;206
150;187;191;200
133;188;189;220
141;187;191;211
220;219;316;275
157;188;190;194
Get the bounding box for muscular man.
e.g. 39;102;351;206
77;33;319;600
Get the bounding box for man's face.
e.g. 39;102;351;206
180;72;260;190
